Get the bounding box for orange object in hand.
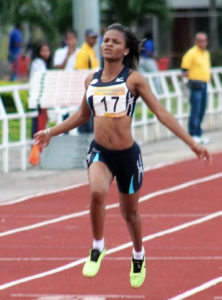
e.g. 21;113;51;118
28;144;41;165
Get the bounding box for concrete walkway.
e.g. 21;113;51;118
0;129;221;203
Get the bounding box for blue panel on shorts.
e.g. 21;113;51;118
93;152;99;162
129;175;135;194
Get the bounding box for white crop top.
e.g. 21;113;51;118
86;67;137;118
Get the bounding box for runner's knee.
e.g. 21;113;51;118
90;189;106;206
121;209;140;224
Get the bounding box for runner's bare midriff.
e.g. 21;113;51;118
94;116;134;150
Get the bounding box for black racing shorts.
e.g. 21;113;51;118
86;140;144;194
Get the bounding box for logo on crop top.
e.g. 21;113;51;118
91;79;98;84
115;77;124;83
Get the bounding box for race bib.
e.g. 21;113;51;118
93;86;127;118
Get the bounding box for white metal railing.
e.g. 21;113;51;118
0;84;35;172
132;67;222;142
1;68;222;173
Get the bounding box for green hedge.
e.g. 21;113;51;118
0;118;32;143
0;80;29;113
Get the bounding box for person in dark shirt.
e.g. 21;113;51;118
8;23;23;81
139;32;158;73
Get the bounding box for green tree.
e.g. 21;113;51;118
101;0;171;27
0;0;73;48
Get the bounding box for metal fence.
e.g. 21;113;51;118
0;83;34;173
1;68;222;173
132;67;222;143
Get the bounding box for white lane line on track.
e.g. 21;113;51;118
2;150;222;207
0;158;186;206
139;171;222;204
0;209;90;238
1;171;222;238
1;256;222;262
11;294;145;299
0;181;88;206
108;213;207;218
0;210;221;291
168;276;222;300
0;213;208;218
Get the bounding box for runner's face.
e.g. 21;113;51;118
40;45;51;61
101;29;129;61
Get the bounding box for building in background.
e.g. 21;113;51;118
168;0;221;67
0;0;222;78
164;0;221;67
141;0;222;68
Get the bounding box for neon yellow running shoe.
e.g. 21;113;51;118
82;248;106;277
130;257;146;288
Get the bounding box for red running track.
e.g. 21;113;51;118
0;153;222;299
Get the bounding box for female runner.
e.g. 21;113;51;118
34;24;211;288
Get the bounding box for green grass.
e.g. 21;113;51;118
0;118;32;143
134;93;220;123
134;97;189;121
0;94;220;144
0;118;57;144
134;101;155;121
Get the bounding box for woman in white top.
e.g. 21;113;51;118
29;42;51;78
29;42;51;165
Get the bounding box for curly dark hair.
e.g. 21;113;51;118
106;23;141;70
32;42;52;69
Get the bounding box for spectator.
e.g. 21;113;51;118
53;29;79;125
29;42;52;79
53;29;78;70
75;28;99;133
139;32;158;73
181;32;211;144
75;28;99;70
29;42;52;165
99;25;107;67
8;23;23;81
99;25;107;46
